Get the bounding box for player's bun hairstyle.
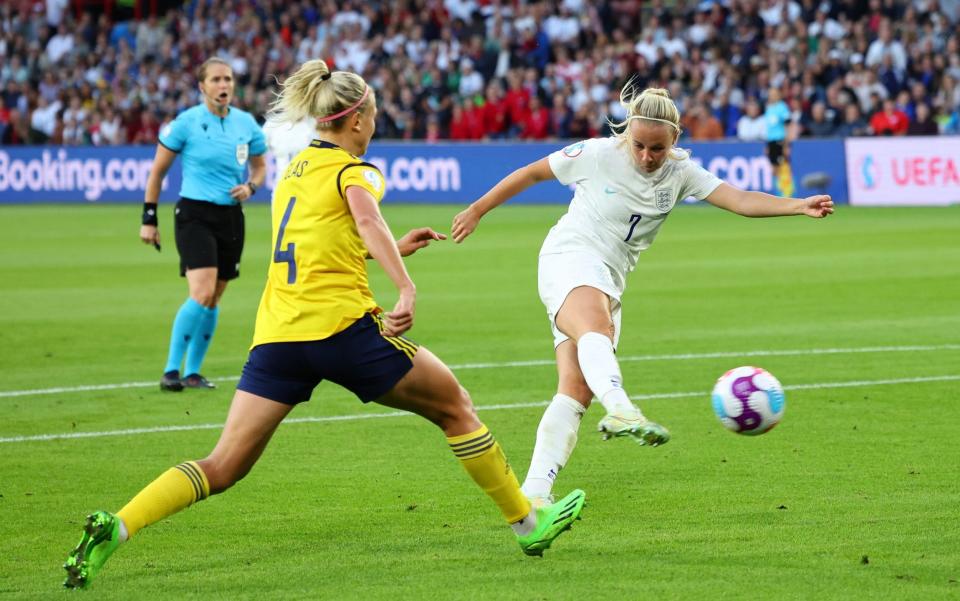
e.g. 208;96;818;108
269;59;372;131
608;82;688;160
196;57;232;82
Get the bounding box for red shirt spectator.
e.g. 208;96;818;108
519;96;551;139
462;98;485;140
504;73;531;130
482;87;509;138
869;99;909;136
130;111;160;144
448;104;470;140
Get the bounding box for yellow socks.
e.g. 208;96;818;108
117;461;210;538
447;425;531;523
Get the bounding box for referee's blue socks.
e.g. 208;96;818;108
184;305;219;377
164;298;206;374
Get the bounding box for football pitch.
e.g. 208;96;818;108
1;202;958;599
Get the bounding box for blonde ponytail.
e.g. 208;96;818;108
269;60;372;130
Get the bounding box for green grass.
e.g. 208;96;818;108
1;203;958;600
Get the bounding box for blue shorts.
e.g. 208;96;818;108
237;313;418;404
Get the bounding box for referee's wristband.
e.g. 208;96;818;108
245;181;257;194
142;203;158;226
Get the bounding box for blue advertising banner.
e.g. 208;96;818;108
791;138;849;201
0;146;189;204
0;139;850;204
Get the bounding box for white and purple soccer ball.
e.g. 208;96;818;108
711;366;785;435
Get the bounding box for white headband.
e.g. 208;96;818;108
627;114;680;132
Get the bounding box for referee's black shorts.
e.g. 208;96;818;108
766;140;786;166
174;198;244;280
237;312;419;405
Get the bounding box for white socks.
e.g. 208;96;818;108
576;331;636;415
522;393;586;498
521;332;639;500
510;510;538;536
118;518;129;543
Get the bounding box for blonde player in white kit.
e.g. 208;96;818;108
451;87;834;505
262;115;318;179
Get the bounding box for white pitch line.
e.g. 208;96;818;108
2;344;958;399
2;375;958;445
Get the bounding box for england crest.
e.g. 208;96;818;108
236;143;249;166
655;188;673;211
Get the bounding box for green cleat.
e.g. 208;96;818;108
517;489;586;557
63;511;122;589
598;408;671;446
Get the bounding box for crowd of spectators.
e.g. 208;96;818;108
2;0;959;147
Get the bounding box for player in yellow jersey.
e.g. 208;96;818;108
63;60;586;589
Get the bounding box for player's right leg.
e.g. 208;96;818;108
554;286;669;446
522;340;591;505
64;390;293;588
375;346;585;556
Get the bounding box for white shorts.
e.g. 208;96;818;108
537;251;625;349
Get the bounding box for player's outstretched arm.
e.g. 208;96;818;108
346;186;416;337
705;182;834;218
452;157;555;243
396;227;446;257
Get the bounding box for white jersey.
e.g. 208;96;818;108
262;116;318;177
543;137;722;279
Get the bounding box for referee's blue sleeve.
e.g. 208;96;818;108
249;116;267;156
159;114;188;152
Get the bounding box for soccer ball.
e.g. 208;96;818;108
711;366;785;435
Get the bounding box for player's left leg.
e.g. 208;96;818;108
521;340;590;505
64;390;293;588
375;347;585;556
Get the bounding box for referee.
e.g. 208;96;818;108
140;57;266;391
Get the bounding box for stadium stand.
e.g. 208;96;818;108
1;0;958;145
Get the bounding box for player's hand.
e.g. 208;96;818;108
384;286;415;337
451;206;481;243
801;195;834;218
397;227;446;257
140;224;160;247
229;183;253;202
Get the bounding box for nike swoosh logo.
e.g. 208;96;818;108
604;186;617;194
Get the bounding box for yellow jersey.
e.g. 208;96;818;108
251;140;387;347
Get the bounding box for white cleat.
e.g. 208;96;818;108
598;408;671;446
